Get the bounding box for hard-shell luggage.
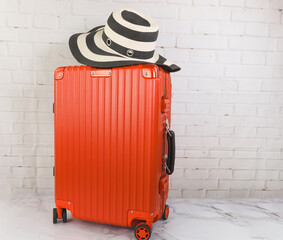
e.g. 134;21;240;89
53;64;175;240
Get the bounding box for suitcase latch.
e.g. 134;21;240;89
161;98;170;113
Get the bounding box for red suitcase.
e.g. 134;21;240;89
53;64;175;240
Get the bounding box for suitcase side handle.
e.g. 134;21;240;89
165;119;175;175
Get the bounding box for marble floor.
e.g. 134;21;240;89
0;195;283;240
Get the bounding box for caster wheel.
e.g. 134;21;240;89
134;223;151;240
62;208;67;223
162;205;169;220
53;208;58;224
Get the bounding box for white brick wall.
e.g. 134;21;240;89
0;0;283;198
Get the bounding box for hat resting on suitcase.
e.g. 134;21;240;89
69;8;181;72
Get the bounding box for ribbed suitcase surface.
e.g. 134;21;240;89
54;64;172;228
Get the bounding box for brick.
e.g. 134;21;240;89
220;115;267;127
176;158;219;168
7;14;32;28
266;181;283;190
193;0;218;6
232;9;280;23
176;136;219;147
23;178;36;188
234;105;257;115
270;0;283;9
210;104;233;114
273;67;283;78
266;53;283;66
242;52;266;65
220;159;265;169
178;35;228;50
206;190;230;198
266;160;283;169
258;148;282;159
246;0;270;8
234;150;257;158
184;169;209;179
266;139;283;148
222;93;269;104
180;7;231;21
193;21;218;34
210;150;233;157
186;104;210;114
36;157;54;167
0;167;11;177
20;0;71;14
164;20;192;34
33;15;58;29
8;43;33;57
23;86;53;98
271;25;283;37
36;178;53;188
12;99;37;111
234;127;257;137
183;190;205;198
1;112;23;122
24;112;53;123
245;23;269;37
219;22;245;36
257;127;280;137
59;15;84;30
0;57;20;70
0;134;21;144
250;190;283;198
188;78;236;91
172;179;218;189
229;37;276;51
225;65;273;78
0;27;19;41
12;167;35;177
209;169;232;179
12;71;34;84
238;79;262;91
0;0;18;12
184;149;209;157
262;80;283;92
173;92;220;103
172;114;218;125
180;63;224;77
37;167;52;177
219;180;265;189
256;170;279;179
220;137;265;148
233;170;256;179
217;51;241;64
157;33;176;48
220;0;245;7
189;50;214;64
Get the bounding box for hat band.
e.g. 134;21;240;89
107;14;159;42
102;32;155;60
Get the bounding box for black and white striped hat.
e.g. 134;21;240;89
69;8;181;72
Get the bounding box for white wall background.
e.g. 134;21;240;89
0;0;283;197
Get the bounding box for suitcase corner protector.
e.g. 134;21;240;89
54;67;65;80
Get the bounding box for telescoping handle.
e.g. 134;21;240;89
165;119;175;175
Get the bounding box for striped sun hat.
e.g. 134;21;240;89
69;8;181;72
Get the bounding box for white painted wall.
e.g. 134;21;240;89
0;0;283;197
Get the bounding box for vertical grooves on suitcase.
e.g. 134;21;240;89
55;65;166;226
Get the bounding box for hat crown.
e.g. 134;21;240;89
102;8;159;60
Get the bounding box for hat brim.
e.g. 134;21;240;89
69;26;181;73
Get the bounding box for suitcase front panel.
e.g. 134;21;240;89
54;65;169;227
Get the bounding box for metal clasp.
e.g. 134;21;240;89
165;118;172;136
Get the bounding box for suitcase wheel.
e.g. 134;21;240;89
134;223;151;240
162;205;169;220
53;208;58;224
62;208;67;223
